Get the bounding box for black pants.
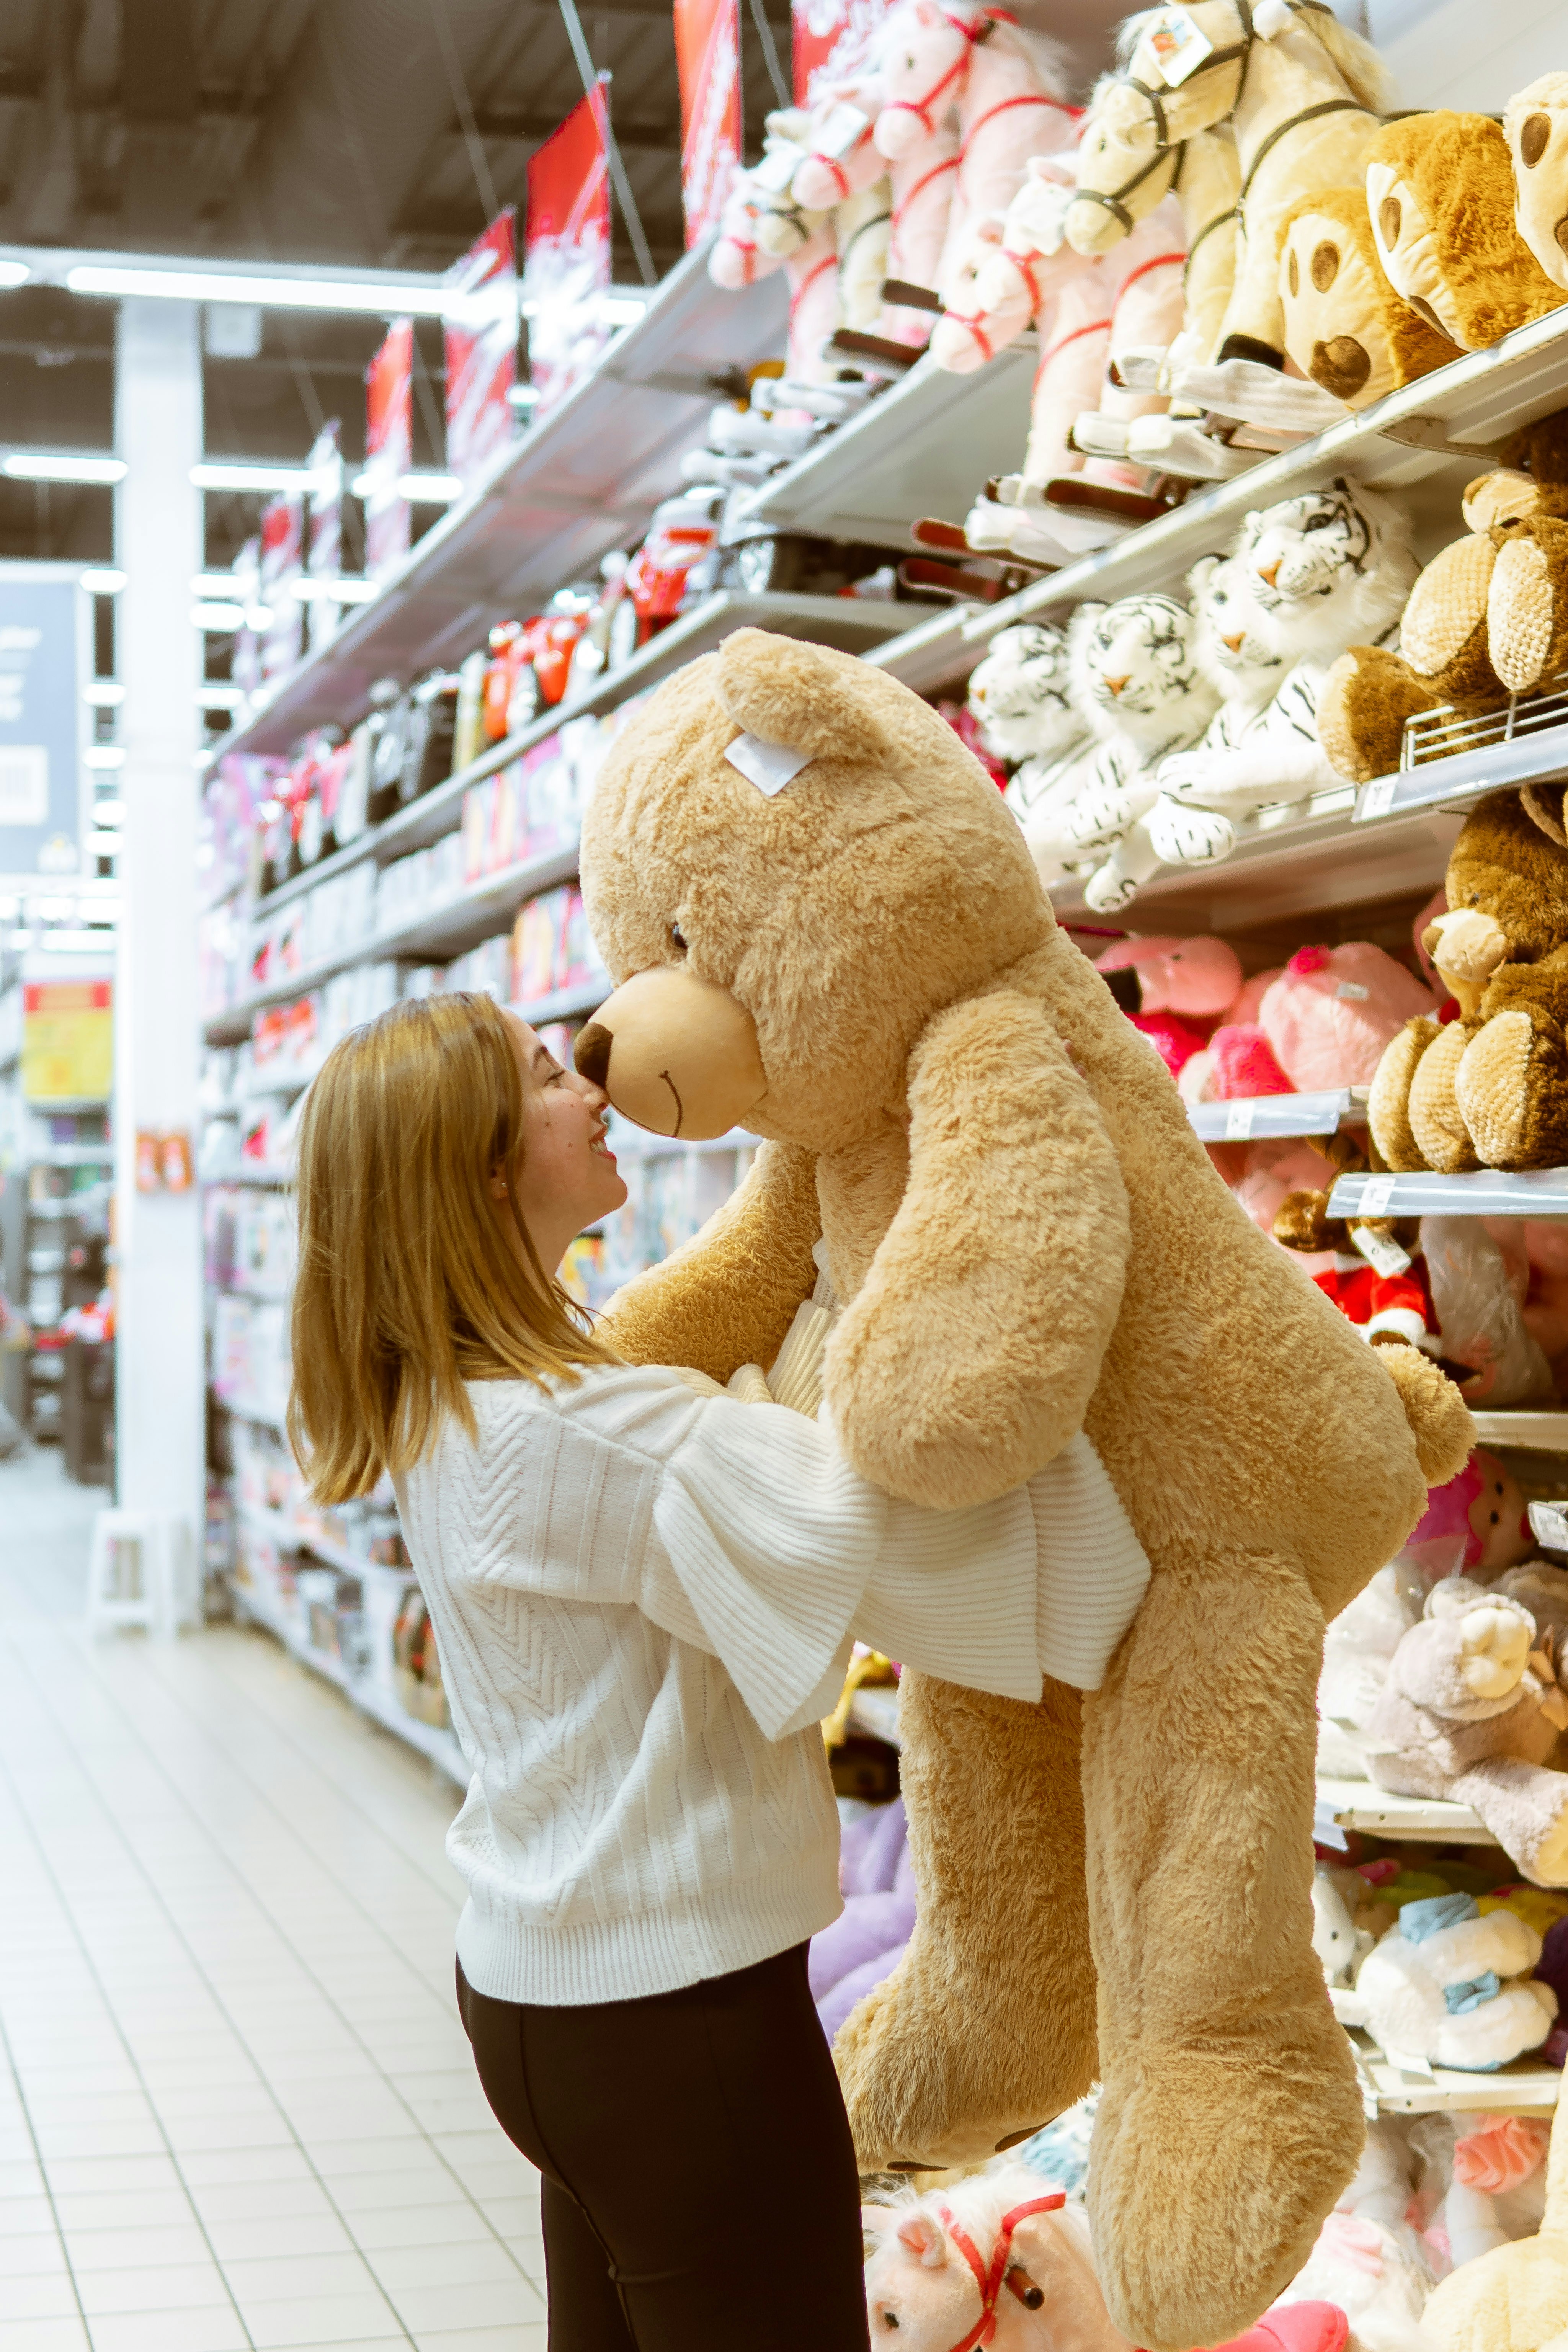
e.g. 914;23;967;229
456;1943;871;2351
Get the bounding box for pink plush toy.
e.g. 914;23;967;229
1229;1138;1339;1237
1259;945;1439;1094
1522;1221;1568;1363
1096;933;1243;1020
864;2167;1352;2352
1180;1022;1295;1104
872;0;1078;308
1399;1449;1533;1584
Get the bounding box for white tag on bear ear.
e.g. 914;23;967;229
725;732;814;796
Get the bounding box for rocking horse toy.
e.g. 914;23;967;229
1064;0;1392;429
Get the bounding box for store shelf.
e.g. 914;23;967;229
1315;1777;1495;1845
1472;1411;1568;1450
201;244;788;768
1331;1169;1568;1219
866;299;1568;697
847;1685;900;1747
1188;1089;1356;1143
230;1565;467;1788
203;842;583;1044
735;342;1037;552
1355;719;1568;827
1351;2034;1559;2115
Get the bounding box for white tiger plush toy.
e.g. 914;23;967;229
1152;482;1417;866
1027;591;1218;911
966;623;1083;764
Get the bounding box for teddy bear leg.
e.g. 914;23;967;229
1080;1551;1362;2352
1369;1016;1442;1171
1455;1004;1568;1170
1408;1019;1483;1173
1448;1759;1568;1886
832;1669;1097;2171
1316;646;1447;785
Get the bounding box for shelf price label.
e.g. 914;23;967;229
1359;1176;1397;1217
1356;775;1399;822
1530;1501;1568;1552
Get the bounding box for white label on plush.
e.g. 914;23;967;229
1351;1224;1410;1278
813;103;871;159
1336;981;1370;1002
1530;1502;1568;1552
726;732;814;795
1144;7;1215;84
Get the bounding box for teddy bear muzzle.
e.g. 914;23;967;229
573;964;768;1140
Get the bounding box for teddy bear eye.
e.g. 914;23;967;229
670;923;688;954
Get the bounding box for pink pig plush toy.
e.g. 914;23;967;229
1259;944;1439;1094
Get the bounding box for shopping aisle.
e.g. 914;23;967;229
0;1453;546;2352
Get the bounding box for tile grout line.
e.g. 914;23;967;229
5;1645;426;2351
0;1996;95;2343
15;1624;540;2321
0;1739;261;2352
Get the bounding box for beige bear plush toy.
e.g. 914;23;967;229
574;630;1472;2352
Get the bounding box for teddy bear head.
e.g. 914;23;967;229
1505;75;1568;293
1067;591;1216;754
1277;187;1460;408
967;622;1080;763
1366;112;1564;353
575;629;1048;1148
1444;786;1568;967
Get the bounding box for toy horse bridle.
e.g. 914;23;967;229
936;2192;1063;2352
879;5;1078;150
1072;0;1360;236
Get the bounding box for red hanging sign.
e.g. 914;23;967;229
444;209;519;490
363;317;413;580
258;491;304;684
524;82;612;418
675;0;742;247
792;0;895;103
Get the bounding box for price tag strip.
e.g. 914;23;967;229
1188;1089;1352;1143
1330;1168;1568;1219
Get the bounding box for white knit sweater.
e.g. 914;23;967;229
395;1365;1148;2007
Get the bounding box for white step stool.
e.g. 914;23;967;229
85;1509;182;1637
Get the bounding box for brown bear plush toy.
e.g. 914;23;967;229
1319;408;1568;784
1370;783;1568;1173
575;630;1472;2352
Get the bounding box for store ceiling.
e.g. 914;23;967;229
0;0;1128;564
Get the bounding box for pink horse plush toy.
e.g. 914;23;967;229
865;2168;1354;2352
872;0;1078;307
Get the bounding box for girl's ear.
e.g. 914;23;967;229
488;1166;510;1200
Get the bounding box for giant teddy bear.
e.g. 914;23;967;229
571;629;1472;2352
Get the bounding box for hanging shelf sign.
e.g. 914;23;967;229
524;83;612;420
363;317;413;581
444;209;519;490
675;0;742;247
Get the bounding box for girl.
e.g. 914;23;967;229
287;990;1147;2352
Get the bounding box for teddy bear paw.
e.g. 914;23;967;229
1456;1602;1532;1699
1456;1008;1568;1169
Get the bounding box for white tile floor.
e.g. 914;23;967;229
0;1448;547;2352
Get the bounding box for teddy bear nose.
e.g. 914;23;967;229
573;1022;613;1090
1102;674;1130;696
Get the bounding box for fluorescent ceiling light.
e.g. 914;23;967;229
4;451;126;483
192;570;243;596
603;296;647;325
79;567;126;594
197;684;245;708
66;263;448;317
348;469;462;504
84;745;124;768
191;461;313;493
93;799;125;823
41;928;116;951
193;600;246;630
35;898;75;919
0;262;28;289
83;681;124;706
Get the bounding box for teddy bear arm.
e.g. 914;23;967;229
825;990;1130;1511
1317;646;1447;785
592;1138;821;1382
1447;1757;1568;1887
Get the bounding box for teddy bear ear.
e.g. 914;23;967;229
1521;781;1568;846
715;627;902;769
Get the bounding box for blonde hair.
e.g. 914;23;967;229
287;991;613;1503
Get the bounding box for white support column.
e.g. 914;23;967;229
112;296;204;1625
